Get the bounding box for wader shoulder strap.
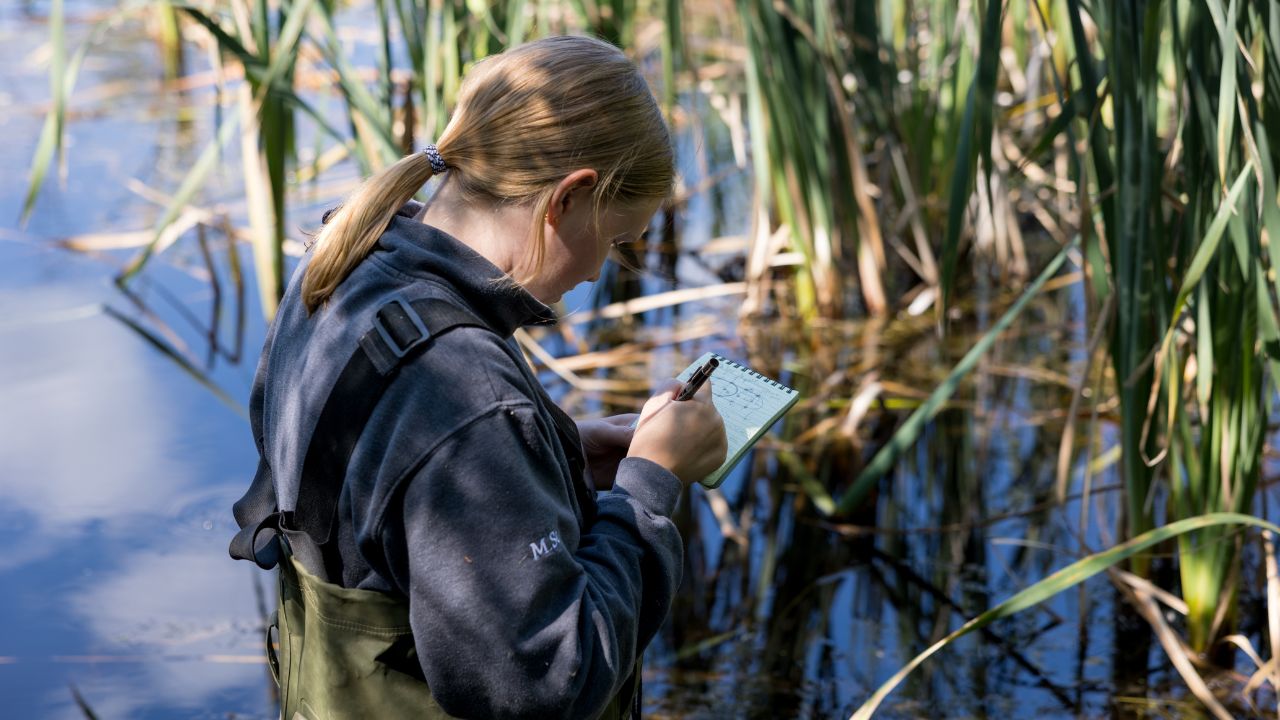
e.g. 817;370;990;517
229;295;489;569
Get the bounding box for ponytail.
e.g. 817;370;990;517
301;151;440;312
301;35;674;313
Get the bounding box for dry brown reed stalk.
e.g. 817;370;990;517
565;282;747;323
1111;569;1234;720
703;488;747;546
513;328;653;393
1217;532;1280;716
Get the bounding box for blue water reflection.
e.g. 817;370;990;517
0;6;272;705
0;232;271;716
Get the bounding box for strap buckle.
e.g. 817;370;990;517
372;296;431;359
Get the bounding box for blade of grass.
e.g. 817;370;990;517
21;0;122;225
23;0;66;225
180;5;346;142
1213;0;1240;187
313;3;400;166
939;0;1004;317
776;449;836;515
259;0;314;92
850;513;1280;720
1158;162;1253;349
834;238;1077;514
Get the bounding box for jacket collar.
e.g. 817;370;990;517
362;201;557;337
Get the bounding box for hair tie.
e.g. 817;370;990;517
422;144;447;174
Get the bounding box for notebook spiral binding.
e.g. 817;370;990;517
713;353;796;394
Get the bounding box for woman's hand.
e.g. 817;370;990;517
628;379;728;485
577;414;640;490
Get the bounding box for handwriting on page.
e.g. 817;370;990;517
710;377;774;453
676;353;798;474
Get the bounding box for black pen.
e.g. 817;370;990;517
676;357;719;401
630;357;721;430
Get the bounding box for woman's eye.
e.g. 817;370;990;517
609;238;646;271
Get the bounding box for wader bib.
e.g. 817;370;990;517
232;295;641;719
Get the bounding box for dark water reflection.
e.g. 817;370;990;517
4;4;1280;719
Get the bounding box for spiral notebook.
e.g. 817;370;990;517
675;352;801;489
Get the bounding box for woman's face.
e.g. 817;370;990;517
534;174;661;304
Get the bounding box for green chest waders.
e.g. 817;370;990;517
231;295;641;719
270;543;639;720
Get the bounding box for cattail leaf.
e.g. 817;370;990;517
260;0;314;91
1165;163;1254;340
835;238;1076;515
21;0;103;225
850;514;1280;720
1214;0;1240;186
940;0;1004;316
178;5;264;71
313;3;399;165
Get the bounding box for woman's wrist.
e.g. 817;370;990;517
610;458;683;517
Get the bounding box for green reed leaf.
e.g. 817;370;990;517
314;2;400;165
177;5;263;71
260;0;314;92
1164;162;1254;340
850;513;1280;720
835;238;1076;515
1214;0;1240;187
20;0;65;226
940;0;1004;316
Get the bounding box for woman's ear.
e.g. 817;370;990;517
546;169;599;226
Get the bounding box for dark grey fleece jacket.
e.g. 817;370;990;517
248;204;684;719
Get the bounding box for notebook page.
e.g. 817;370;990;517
676;352;799;487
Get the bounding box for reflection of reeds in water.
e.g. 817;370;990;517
68;683;100;720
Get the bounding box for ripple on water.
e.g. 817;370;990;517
164;484;247;539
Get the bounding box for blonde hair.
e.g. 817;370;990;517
302;35;675;312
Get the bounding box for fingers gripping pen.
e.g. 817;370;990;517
630;357;719;430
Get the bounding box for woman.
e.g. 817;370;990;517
230;34;728;720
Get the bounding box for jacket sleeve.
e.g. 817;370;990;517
378;401;684;720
